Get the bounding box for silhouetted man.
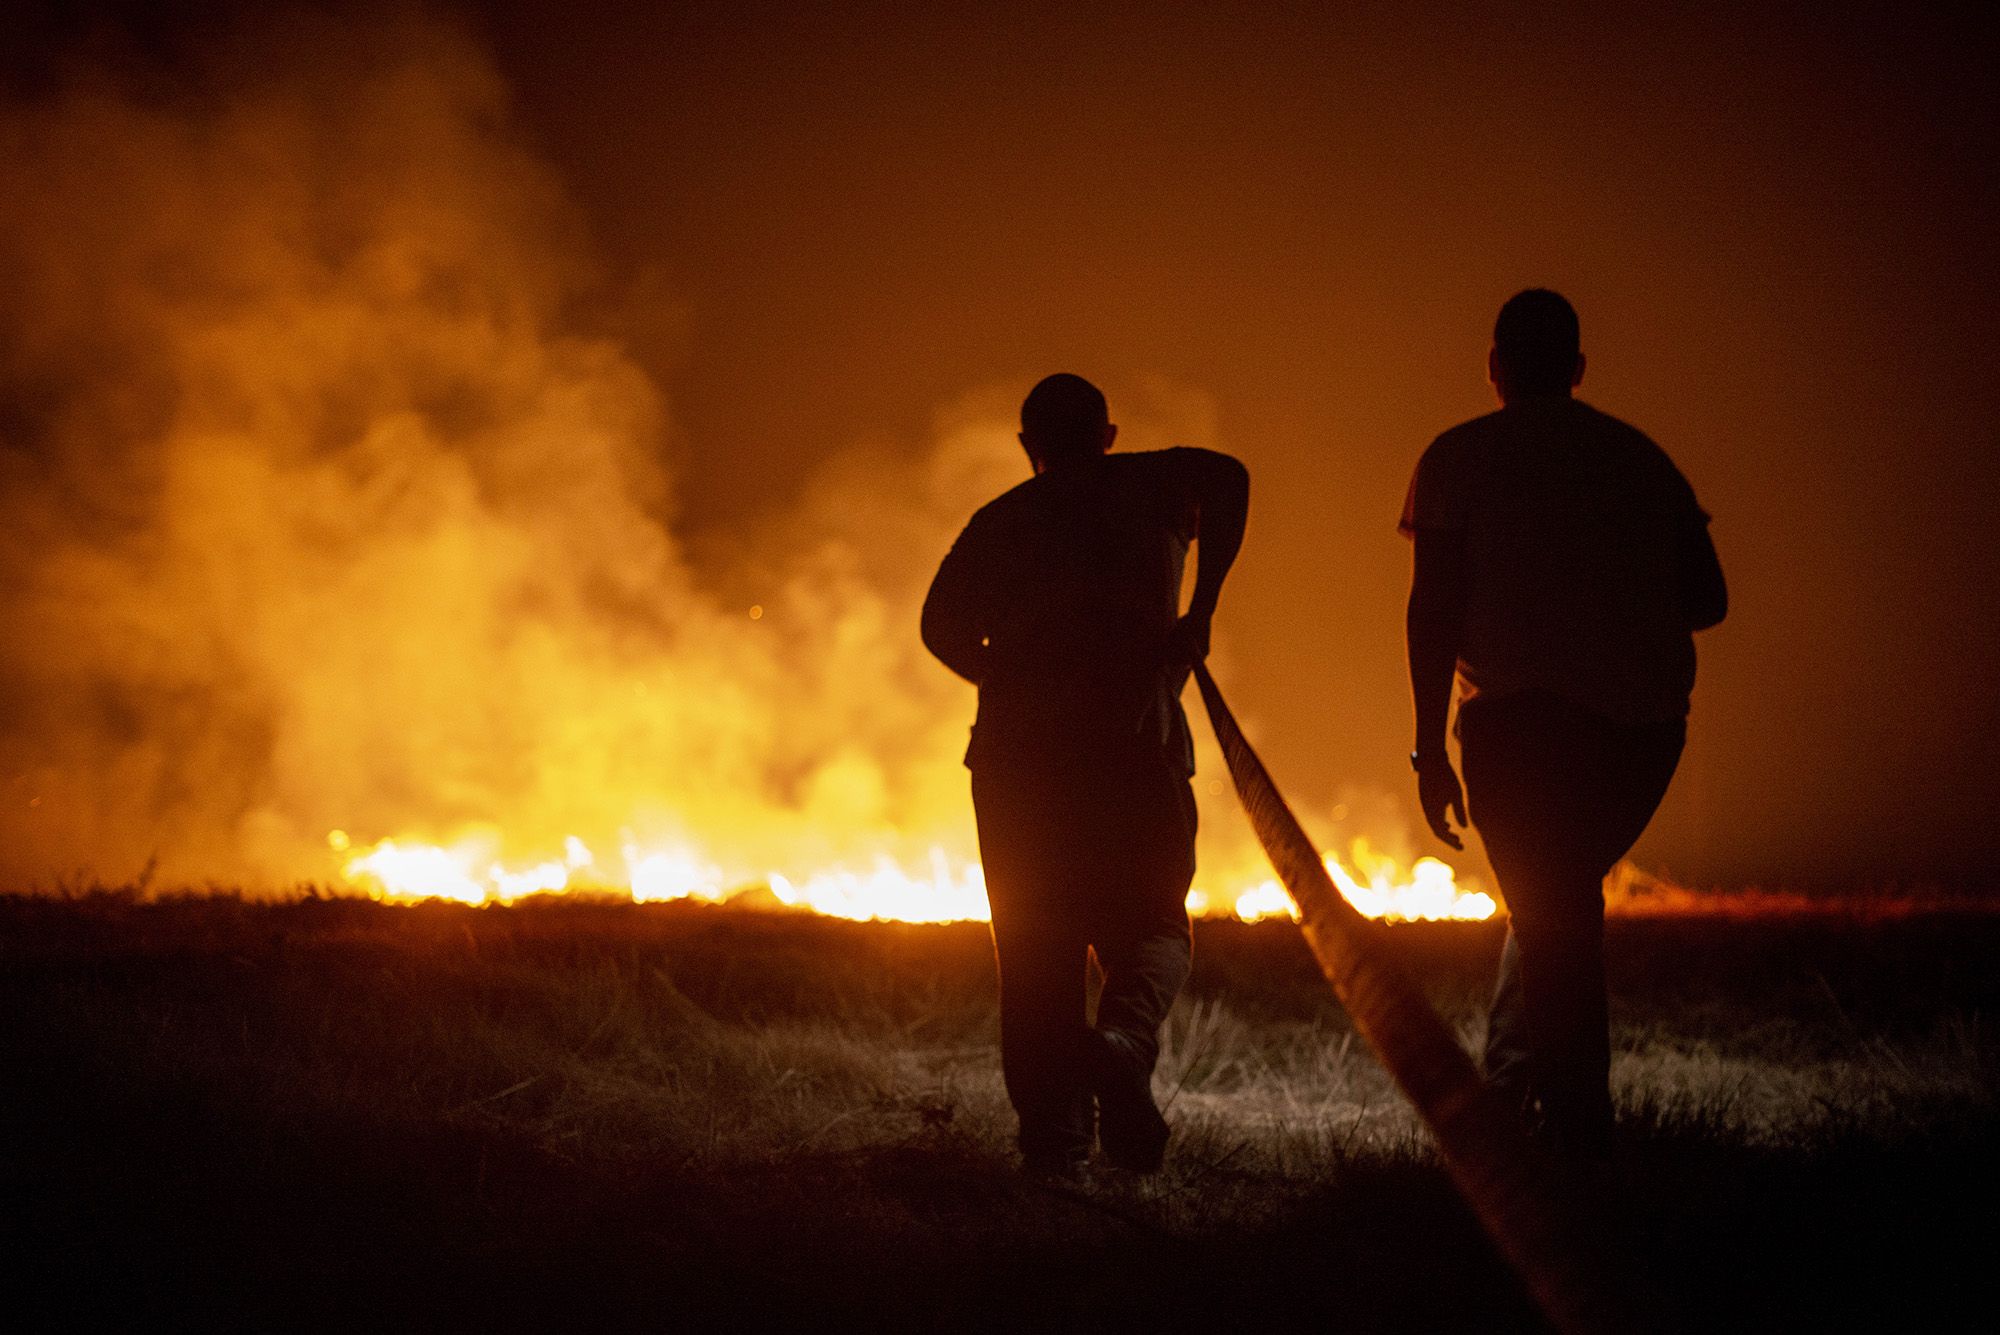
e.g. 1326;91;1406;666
922;374;1248;1177
1402;290;1726;1154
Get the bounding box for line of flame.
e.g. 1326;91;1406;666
333;831;1498;924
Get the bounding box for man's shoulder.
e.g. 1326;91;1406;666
1108;445;1210;474
1432;408;1510;444
1571;402;1696;500
1573;400;1663;452
968;474;1044;526
1421;409;1509;469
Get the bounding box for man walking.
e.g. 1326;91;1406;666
1402;290;1726;1154
922;374;1248;1177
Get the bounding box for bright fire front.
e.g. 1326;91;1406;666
333;830;1498;925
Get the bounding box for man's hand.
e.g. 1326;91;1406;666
1416;759;1467;850
1163;610;1212;667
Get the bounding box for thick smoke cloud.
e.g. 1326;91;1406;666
0;14;1034;889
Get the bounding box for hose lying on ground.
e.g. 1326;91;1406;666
1191;663;1657;1335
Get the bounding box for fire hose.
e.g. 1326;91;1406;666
1191;663;1659;1335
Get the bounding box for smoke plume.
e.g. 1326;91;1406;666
0;13;1037;889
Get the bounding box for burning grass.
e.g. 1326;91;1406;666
5;894;1996;1330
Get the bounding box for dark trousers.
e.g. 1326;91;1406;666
1459;690;1684;1149
971;762;1197;1162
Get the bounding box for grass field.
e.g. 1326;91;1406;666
4;893;1995;1332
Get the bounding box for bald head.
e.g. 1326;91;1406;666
1490;288;1585;400
1020;373;1116;469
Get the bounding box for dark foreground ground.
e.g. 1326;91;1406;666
2;894;1995;1333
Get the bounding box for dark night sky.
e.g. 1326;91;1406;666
7;1;1999;890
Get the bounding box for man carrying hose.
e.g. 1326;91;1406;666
922;374;1248;1178
1403;289;1728;1155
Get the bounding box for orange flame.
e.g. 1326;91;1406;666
334;828;1497;924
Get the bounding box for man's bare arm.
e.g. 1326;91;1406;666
1168;449;1250;663
1407;527;1469;848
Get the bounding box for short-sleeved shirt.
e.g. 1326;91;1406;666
1400;397;1709;724
925;448;1210;775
